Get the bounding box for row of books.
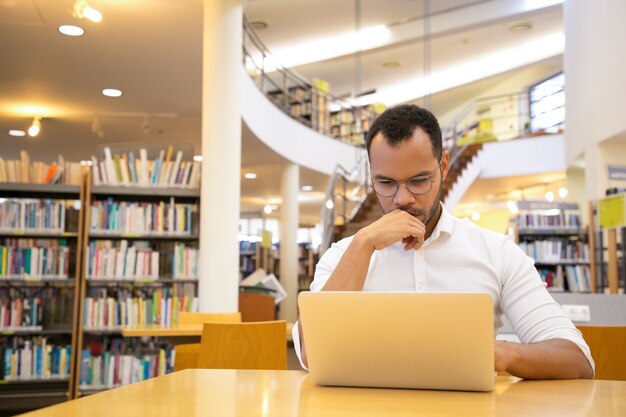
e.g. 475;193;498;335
83;286;199;329
0;198;66;232
85;240;159;279
0;239;70;278
538;265;592;293
519;240;590;263
89;198;195;235
1;337;71;381
517;212;582;229
0;152;82;185
79;338;173;388
0;293;44;328
172;242;199;279
91;146;201;188
240;256;256;276
290;102;312;117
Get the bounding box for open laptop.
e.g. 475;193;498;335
298;291;494;392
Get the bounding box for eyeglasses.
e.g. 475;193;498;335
372;171;438;198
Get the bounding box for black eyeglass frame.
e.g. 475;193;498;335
371;163;441;198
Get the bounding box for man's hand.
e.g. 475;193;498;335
494;339;593;379
357;209;426;252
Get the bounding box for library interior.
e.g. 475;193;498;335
1;0;626;416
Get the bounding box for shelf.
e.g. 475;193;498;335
518;229;586;236
79;385;121;395
91;186;199;199
0;277;75;286
534;261;591;266
85;278;198;286
83;328;121;335
240;251;256;256
0;377;70;385
1;327;72;336
88;232;199;240
0;231;78;239
0;183;80;198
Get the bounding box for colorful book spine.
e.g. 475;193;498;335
0;337;71;381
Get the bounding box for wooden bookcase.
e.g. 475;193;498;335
71;176;201;398
0;182;83;415
513;201;592;293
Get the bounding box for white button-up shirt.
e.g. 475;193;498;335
293;205;594;371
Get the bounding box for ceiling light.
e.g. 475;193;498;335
28;116;41;137
244;172;257;179
262;24;391;70
9;130;26;137
509;21;533;32
102;88;123;97
263;204;272;214
325;199;334;210
301;185;313;191
193;155;203;162
249;18;269;31
58;25;85;37
506;200;519;215
381;59;401;69
73;0;102;23
558;187;568;198
544;191;555;202
471;211;481;222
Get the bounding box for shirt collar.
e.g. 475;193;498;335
425;202;454;245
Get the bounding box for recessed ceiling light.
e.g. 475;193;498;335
244;172;257;179
59;25;85;37
249;18;269;31
9;130;26;137
301;185;313;191
102;88;123;97
508;21;533;32
381;59;401;69
193;155;203;162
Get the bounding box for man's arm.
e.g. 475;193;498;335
495;339;593;379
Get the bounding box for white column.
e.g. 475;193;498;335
279;164;299;322
198;0;242;312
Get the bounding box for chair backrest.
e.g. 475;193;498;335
173;312;242;372
238;292;275;322
178;311;242;325
197;320;287;370
577;325;626;380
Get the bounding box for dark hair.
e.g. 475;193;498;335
365;104;442;160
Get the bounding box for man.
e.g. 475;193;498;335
294;104;594;379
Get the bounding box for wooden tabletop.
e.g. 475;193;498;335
120;322;294;340
20;369;626;417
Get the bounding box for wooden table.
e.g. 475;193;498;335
120;323;294;340
20;369;626;417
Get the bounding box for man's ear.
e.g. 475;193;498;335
440;150;450;181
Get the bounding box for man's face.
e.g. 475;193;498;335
369;128;449;226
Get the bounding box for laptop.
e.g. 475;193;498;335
298;291;494;392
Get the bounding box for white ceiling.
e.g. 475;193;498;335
0;0;565;224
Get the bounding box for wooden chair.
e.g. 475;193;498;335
173;312;242;372
238;292;275;322
197;320;287;370
577;325;626;381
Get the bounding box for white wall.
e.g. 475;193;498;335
480;134;565;179
564;0;626;167
240;67;362;176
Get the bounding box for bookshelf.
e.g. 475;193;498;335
588;195;625;294
513;201;592;293
330;103;384;146
0;182;83;415
73;175;201;398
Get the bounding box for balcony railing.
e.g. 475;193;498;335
242;18;381;147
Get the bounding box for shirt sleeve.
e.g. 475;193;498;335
498;237;595;374
292;238;351;369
